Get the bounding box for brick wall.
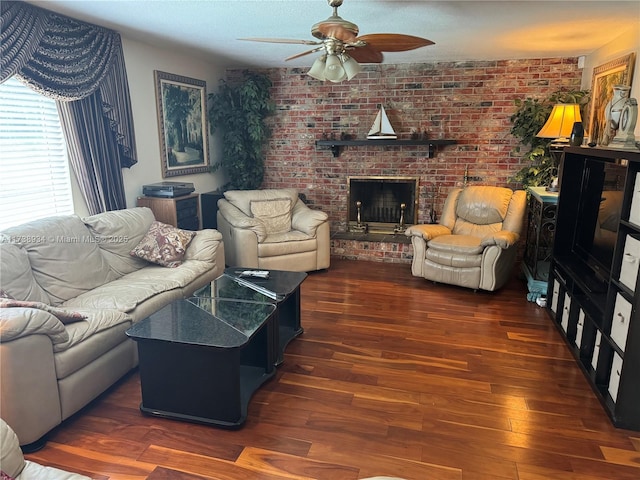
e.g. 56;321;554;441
226;58;581;262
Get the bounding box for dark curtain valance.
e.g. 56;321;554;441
0;0;137;168
1;2;115;100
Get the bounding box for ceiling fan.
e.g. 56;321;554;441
240;0;434;82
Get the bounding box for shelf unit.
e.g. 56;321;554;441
547;146;640;430
522;187;559;300
315;138;457;157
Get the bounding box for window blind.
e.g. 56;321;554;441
0;77;74;230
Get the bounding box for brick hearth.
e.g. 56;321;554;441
227;58;581;262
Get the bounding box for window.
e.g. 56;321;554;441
0;77;74;230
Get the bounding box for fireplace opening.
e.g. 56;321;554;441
347;176;419;234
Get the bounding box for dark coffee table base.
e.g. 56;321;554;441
275;290;304;365
129;301;275;429
136;331;274;428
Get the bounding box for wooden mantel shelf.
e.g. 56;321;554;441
315;138;457;157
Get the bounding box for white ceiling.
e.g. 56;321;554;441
27;0;640;68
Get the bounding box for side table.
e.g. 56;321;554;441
523;186;559;301
136;193;200;230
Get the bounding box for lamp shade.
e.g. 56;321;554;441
341;54;361;80
307;52;362;82
308;55;327;81
537;104;582;139
324;54;346;82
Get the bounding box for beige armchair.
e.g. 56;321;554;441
405;186;526;291
217;188;330;272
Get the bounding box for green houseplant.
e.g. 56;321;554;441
208;71;275;190
510;89;589;188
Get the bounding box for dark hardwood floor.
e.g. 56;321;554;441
25;258;640;480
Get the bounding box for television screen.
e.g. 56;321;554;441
572;159;627;281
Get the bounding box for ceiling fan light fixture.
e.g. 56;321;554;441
341;54;361;80
245;0;435;82
324;54;346;82
308;55;327;80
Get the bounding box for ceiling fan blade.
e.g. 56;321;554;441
285;47;324;61
238;37;321;46
347;44;383;64
356;34;434;52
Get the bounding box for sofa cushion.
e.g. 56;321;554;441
425;248;483;268
83;207;155;276
258;233;317;257
62;270;181;313
0;419;25;478
250;198;292;234
451;218;502;239
53;308;132;371
1;216;116;305
426;235;483;268
428;234;484;254
0;240;51;303
130;221;196;268
454;186;512;226
61;261;209;314
19;460;92;480
224;188;299;217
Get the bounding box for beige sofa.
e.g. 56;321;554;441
0;207;224;449
0;419;90;479
217;188;330;272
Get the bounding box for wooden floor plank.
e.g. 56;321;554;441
23;259;640;479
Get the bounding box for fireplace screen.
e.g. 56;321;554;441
347;176;419;233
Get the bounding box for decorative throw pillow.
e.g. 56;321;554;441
250;198;292;235
0;298;87;324
130;221;196;268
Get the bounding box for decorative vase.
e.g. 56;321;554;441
603;85;631;145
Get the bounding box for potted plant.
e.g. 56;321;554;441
510;89;589;188
208;71;275;190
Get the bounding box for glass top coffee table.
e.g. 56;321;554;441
126;297;276;429
194;268;307;365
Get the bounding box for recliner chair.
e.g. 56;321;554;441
405;185;526;291
216;188;330;272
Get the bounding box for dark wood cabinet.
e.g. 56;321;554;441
136;193;200;230
547;146;640;430
200;190;225;229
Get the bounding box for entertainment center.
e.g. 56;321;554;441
548;146;640;430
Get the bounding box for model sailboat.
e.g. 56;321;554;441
367;106;397;140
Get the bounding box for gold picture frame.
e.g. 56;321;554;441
154;70;210;177
587;53;635;146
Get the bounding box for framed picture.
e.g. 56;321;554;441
587;53;635;146
154;70;210;177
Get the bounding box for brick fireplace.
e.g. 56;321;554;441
228;57;582;262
